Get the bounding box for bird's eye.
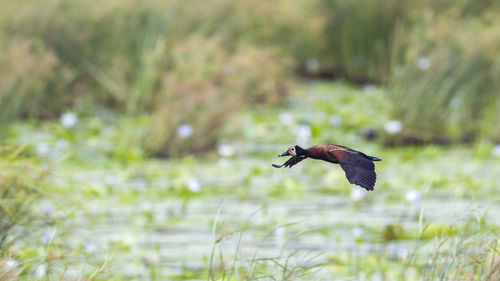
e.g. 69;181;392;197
291;148;294;150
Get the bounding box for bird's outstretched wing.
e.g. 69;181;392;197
339;152;377;191
272;155;306;168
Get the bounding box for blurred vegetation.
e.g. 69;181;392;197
319;0;411;83
389;4;500;144
0;0;499;151
1;81;498;279
0;0;309;156
0;146;53;279
0;146;48;250
0;1;499;279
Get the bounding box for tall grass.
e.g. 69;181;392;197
141;37;292;156
318;0;500;143
0;146;50;279
206;201;500;281
319;0;413;83
1;0;500;149
207;205;327;281
388;5;500;143
0;0;318;155
0;146;48;250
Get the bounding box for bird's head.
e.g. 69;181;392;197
278;145;306;157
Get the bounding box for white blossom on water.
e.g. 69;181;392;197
53;139;69;157
352;227;364;238
141;200;153;211
84;242;98;253
329;115;342;127
279;111;294;125
363;83;375;92
384;120;403;135
350;187;366;202
397;247;410;259
411;201;422;212
176;124;193;138
305;58;319;73
131;179;147;191
60;112;78;128
405;189;421;203
54;139;69;151
187;178;201;193
218;158;231;167
35;265;46;278
40;230;57;244
494;144;500;157
41;204;53;215
105;174;118;186
274;226;286;247
417;57;431;70
295;124;311;146
36;142;51;156
5;258;18;269
218;144;235;157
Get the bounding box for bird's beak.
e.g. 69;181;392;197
278;150;290;157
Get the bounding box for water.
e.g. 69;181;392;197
63;172;500;279
15;82;500;280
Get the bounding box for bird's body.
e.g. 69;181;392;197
273;144;381;191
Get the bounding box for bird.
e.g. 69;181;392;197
272;144;381;191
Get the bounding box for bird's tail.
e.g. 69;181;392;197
361;152;381;161
367;155;382;161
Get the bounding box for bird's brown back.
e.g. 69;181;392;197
306;144;358;162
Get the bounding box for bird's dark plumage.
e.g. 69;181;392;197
273;144;381;191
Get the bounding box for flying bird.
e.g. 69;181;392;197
273;144;381;191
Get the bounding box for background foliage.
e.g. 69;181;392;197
0;0;499;279
1;0;498;153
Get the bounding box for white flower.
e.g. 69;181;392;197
41;204;52;215
279;111;294;125
274;226;286;247
352;227;364;238
60;112;78;128
218;144;235;157
218;158;231;167
397;247;409;259
405;190;421;203
411;201;422;212
384;120;403;135
417;57;431;70
54;139;69;155
105;174;118;186
131;179;147;191
84;242;98;253
305;58;319;73
187;178;201;193
350;187;366;201
329;115;342;127
35;264;46;278
40;230;56;244
119;233;135;246
5;258;18;268
296;124;311;145
363;83;375;92
494;144;500;157
141;200;153;211
176;124;193;138
36;142;51;156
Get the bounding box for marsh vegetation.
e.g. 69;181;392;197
0;0;499;280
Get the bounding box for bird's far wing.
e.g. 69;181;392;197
272;155;306;168
339;152;376;191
